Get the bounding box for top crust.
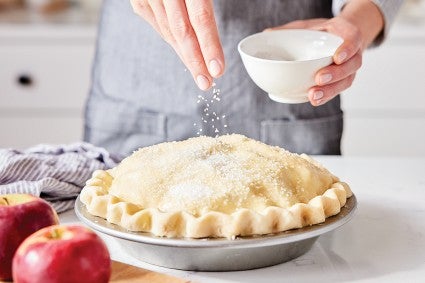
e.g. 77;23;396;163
80;134;352;239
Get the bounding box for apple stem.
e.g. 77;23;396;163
50;228;62;239
0;197;9;206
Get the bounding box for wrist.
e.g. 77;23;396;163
339;0;384;50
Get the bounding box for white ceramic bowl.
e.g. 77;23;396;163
238;29;343;103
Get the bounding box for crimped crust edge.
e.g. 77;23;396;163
80;170;352;239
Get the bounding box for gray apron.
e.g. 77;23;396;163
84;0;342;158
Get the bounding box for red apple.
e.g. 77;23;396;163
12;225;111;283
0;194;59;280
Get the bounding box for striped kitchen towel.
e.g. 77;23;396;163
0;143;120;213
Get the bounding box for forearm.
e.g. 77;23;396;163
339;0;384;50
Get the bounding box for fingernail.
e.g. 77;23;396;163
313;90;324;100
208;59;221;77
336;51;347;64
319;73;332;85
196;75;210;90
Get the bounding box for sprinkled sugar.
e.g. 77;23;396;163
195;82;228;137
168;183;213;202
160;183;214;212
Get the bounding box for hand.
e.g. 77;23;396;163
130;0;225;90
267;17;363;106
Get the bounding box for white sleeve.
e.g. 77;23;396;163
332;0;405;46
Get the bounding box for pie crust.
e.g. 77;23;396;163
80;134;352;239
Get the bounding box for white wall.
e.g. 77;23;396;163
341;7;425;156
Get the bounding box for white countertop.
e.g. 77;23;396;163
60;156;425;283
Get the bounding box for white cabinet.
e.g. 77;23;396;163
341;16;425;157
0;8;97;149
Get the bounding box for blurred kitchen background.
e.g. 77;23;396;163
0;0;424;156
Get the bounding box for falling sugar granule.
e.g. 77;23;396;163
195;82;228;137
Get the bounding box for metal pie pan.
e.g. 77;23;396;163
75;195;357;271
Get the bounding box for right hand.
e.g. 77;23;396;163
130;0;225;90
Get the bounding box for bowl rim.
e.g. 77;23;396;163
237;29;343;64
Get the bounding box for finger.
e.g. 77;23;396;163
315;52;362;86
147;0;183;60
186;0;224;78
130;0;162;36
308;73;356;106
334;37;361;65
322;19;362;65
164;0;212;90
148;0;173;41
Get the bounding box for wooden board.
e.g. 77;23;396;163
1;261;190;283
111;260;190;283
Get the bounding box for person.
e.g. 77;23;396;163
84;0;403;158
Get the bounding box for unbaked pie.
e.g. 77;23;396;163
80;134;352;239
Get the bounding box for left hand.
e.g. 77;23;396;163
266;17;363;106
